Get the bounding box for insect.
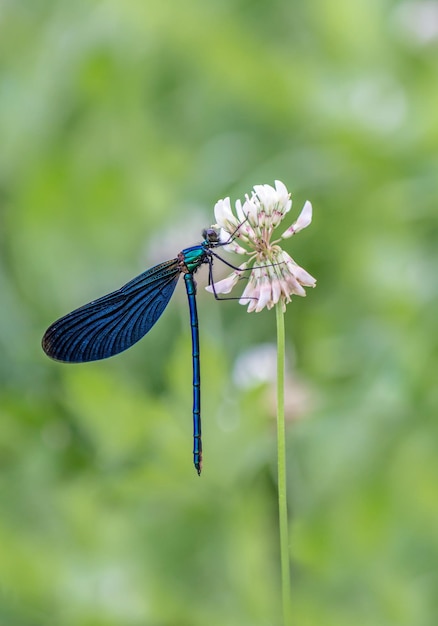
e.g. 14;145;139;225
42;227;236;475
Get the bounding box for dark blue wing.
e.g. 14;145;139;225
42;259;181;362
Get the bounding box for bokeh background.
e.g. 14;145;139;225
1;1;437;625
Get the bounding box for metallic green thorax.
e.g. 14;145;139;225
178;244;210;274
178;228;220;275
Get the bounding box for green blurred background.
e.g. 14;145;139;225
1;1;437;624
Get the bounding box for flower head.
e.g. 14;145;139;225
206;180;316;312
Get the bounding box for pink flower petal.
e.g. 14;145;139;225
281;201;312;238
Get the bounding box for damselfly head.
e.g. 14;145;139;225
202;227;220;244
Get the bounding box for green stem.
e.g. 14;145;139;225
276;302;291;625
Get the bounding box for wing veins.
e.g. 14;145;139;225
43;259;181;362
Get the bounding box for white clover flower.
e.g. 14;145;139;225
206;180;316;312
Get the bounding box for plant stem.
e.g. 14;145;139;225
276;302;291;625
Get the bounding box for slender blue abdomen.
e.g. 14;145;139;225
184;273;202;475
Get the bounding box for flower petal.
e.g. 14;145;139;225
281;200;312;238
222;240;248;254
286;274;307;297
214;197;239;231
274;180;292;215
274;179;288;199
239;273;260;310
256;281;273;312
205;273;240;295
291;264;316;287
235;198;247;224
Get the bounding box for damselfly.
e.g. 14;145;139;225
42;228;237;475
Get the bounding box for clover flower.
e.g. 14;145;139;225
206;180;316;312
